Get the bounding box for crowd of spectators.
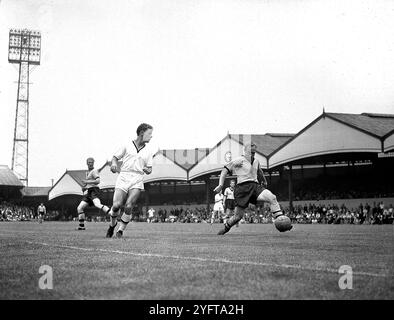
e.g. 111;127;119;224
0;201;61;222
142;201;394;225
284;202;394;225
1;200;393;225
0;202;34;221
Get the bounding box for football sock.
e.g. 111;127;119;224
78;213;85;228
272;209;283;219
224;213;242;230
109;207;119;227
101;205;110;214
118;213;131;232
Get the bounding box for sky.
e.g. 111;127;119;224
0;0;394;186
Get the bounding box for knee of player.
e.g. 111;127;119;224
112;202;122;211
124;203;134;211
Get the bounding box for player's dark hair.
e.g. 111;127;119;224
137;123;153;136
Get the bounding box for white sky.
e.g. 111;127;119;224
0;0;394;186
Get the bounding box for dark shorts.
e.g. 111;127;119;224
234;181;265;209
225;199;235;210
81;187;101;206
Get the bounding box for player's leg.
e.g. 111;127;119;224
92;197;110;215
77;201;89;230
210;210;217;224
257;188;292;231
223;208;230;224
219;208;224;223
106;188;127;238
256;189;283;218
116;188;141;238
218;206;245;235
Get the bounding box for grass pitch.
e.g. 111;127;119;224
0;221;393;300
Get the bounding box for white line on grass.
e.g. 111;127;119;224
24;240;390;278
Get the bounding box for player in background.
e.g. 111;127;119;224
214;143;292;235
37;203;46;223
210;190;224;224
77;157;111;230
223;180;238;227
147;207;155;223
106;123;154;238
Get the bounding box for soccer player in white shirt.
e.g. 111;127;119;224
106;123;154;238
223;180;237;225
210;191;224;224
214;143;292;235
147;208;155;223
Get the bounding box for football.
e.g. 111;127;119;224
274;215;293;232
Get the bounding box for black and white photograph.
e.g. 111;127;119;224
0;0;393;308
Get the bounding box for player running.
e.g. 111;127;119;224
106;123;154;238
210;191;224;224
37;203;46;223
214;143;292;235
77;157;111;230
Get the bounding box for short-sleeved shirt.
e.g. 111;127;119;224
85;169;100;189
224;155;260;184
114;141;153;174
224;187;235;200
38;205;46;213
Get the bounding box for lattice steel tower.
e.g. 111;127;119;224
8;29;41;186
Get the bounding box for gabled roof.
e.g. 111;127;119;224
161;148;210;170
326;112;394;138
230;133;294;156
22;186;51;197
0;165;23;187
66;170;87;187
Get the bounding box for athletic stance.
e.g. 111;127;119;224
215;143;292;235
77;157;110;230
106;123;154;238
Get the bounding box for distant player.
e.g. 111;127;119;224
77;157;111;230
215;143;292;235
37;203;46;223
210;191;224;224
223;180;238;227
147;207;155;223
106;123;154;238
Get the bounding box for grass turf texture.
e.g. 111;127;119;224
0;222;393;299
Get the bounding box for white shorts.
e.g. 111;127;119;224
213;203;224;212
115;172;144;193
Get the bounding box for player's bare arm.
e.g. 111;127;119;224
110;156;119;173
214;168;228;193
82;177;100;185
143;166;152;175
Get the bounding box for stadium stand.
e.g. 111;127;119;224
2;111;392;222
